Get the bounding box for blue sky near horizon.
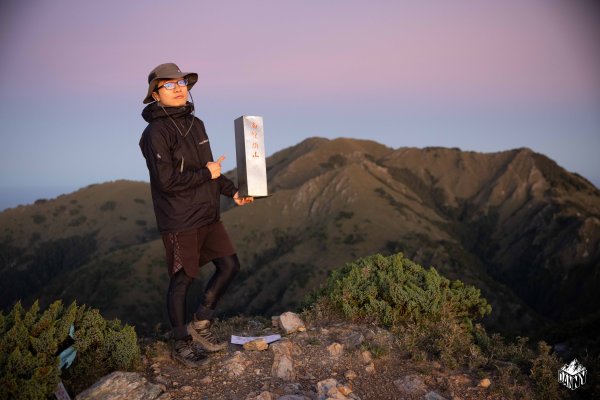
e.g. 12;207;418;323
1;0;599;211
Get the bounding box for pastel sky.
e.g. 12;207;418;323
1;0;599;210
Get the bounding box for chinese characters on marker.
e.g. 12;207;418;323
251;122;260;158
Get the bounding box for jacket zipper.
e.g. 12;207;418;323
189;120;218;221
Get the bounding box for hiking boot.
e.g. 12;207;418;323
187;319;228;352
171;338;210;367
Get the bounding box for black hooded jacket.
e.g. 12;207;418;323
139;102;237;233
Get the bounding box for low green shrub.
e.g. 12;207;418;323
313;253;491;329
473;324;568;399
0;300;140;399
360;341;389;359
530;342;564;400
303;252;568;399
397;316;482;369
304;253;492;369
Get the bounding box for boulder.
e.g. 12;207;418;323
245;391;274;400
339;331;364;349
327;342;344;357
244;338;269;351
223;351;252;376
424;391;448;400
316;378;350;400
271;341;296;381
75;371;170;400
393;374;427;397
278;312;306;334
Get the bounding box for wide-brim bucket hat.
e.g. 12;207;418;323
143;62;198;104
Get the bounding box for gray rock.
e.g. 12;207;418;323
316;378;350;400
223;351;252;376
76;371;169;400
340;331;364;349
393;374;427;396
424;391;448;400
282;382;302;394
246;391;273;400
278;312;306;334
154;375;169;385
271;341;296;381
327;342;344;357
300;390;318;399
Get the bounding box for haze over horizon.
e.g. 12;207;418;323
1;0;599;211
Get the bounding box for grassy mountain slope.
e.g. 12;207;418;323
1;138;598;341
0;180;157;311
220;139;600;339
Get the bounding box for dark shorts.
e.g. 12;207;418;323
161;221;236;278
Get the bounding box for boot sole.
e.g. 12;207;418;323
171;349;211;368
187;326;228;352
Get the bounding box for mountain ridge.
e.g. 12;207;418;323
1;137;598;342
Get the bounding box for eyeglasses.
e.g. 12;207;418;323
156;79;188;91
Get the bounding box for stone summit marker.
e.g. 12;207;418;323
234;115;268;198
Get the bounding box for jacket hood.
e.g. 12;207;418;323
142;102;195;123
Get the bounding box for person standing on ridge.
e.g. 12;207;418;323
139;63;253;367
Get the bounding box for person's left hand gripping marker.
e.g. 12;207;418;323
210;155;253;206
233;191;254;206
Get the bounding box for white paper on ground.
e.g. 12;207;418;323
230;334;282;345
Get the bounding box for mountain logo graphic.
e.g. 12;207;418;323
558;358;587;390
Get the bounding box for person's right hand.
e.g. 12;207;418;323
206;155;225;179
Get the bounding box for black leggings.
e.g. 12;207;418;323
167;254;240;339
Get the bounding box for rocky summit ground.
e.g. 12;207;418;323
83;313;530;400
